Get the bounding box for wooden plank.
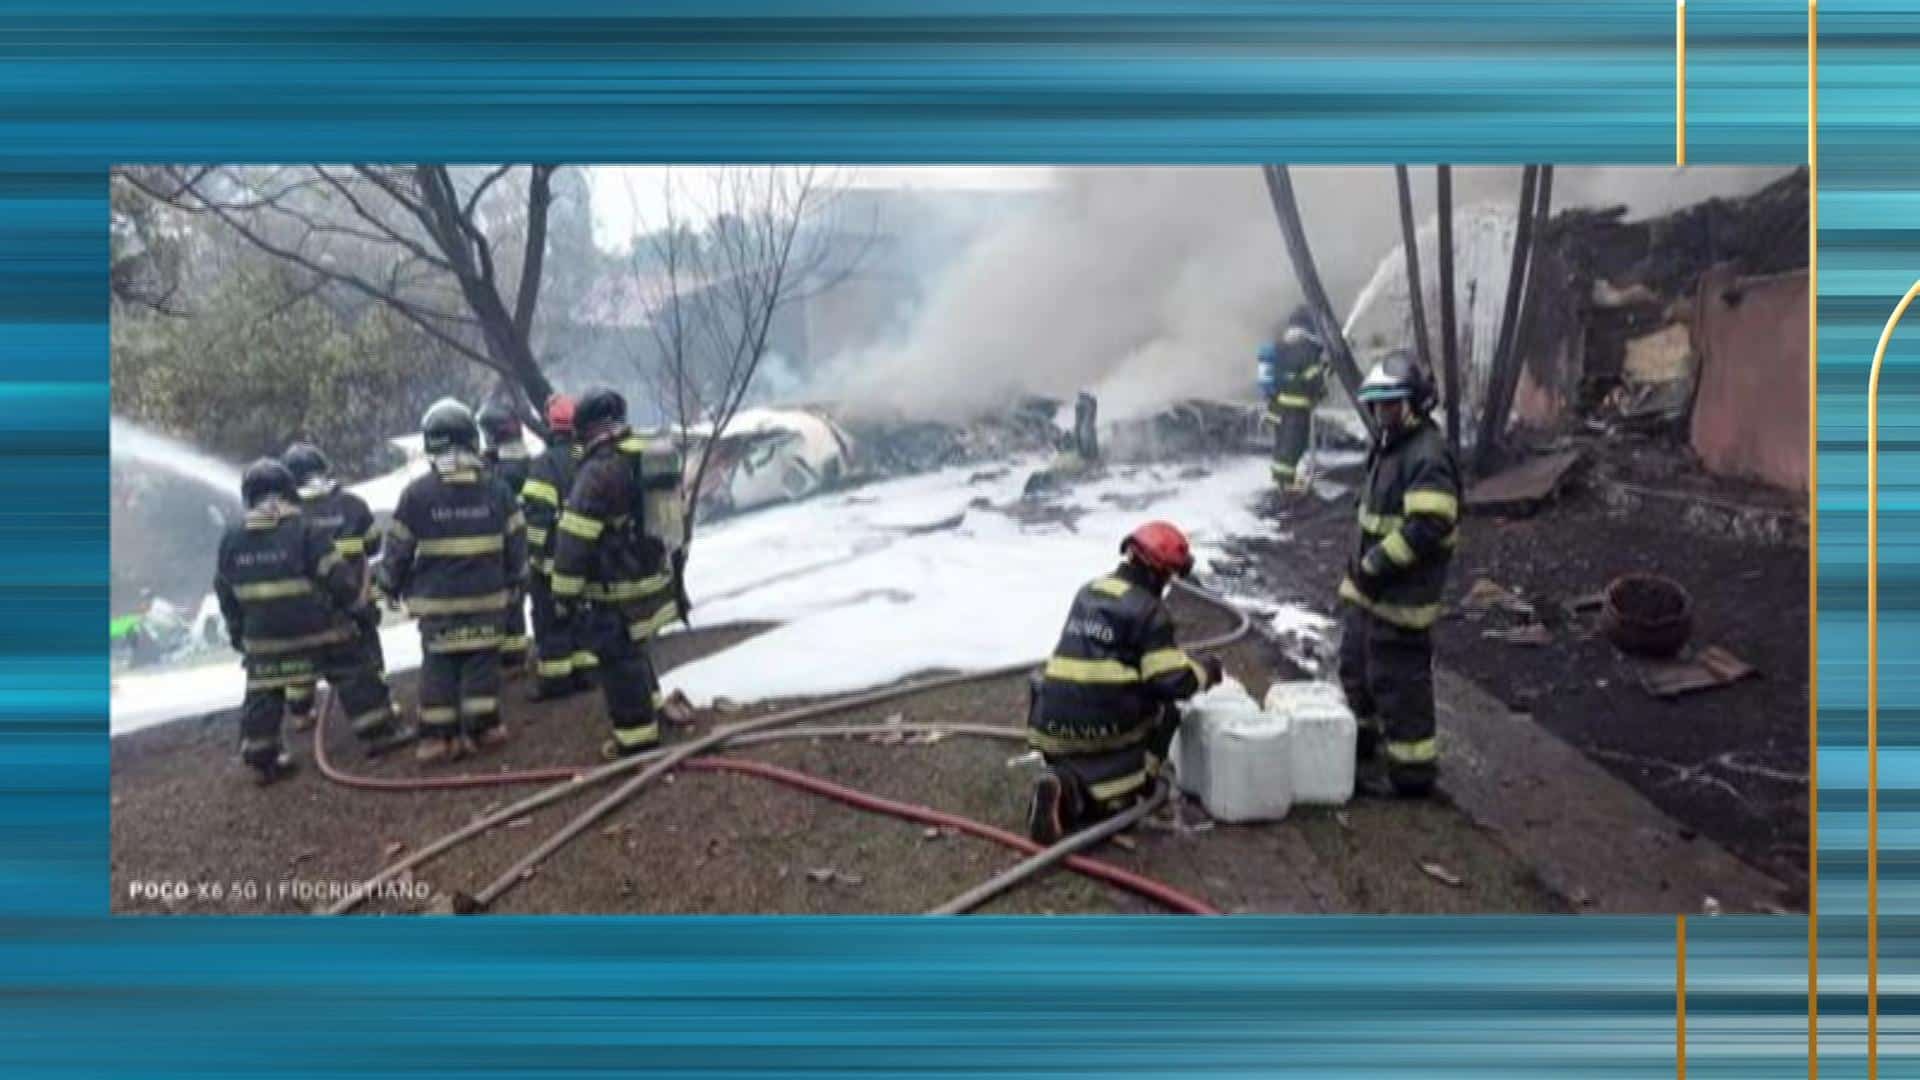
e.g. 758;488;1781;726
1464;449;1584;515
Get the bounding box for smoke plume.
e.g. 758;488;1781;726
817;166;1793;424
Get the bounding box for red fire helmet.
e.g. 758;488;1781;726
1121;520;1194;578
545;393;576;436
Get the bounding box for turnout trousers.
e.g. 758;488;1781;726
584;605;662;754
1039;703;1181;825
416;614;506;742
528;575;579;694
1338;602;1439;794
1269;400;1313;485
499;592;530;671
418;648;503;742
285;606;387;723
239;638;396;767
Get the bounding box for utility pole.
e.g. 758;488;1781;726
1394;165;1436;379
1436;166;1463;460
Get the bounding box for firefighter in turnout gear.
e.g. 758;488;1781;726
521;393;591;701
281;442;387;732
550;388;688;762
1338;350;1460;798
378;399;530;764
1025;521;1223;844
214;459;406;785
1259;305;1330;491
478;402;534;673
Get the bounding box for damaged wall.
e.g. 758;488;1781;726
1527;168;1808;425
1689;266;1810;492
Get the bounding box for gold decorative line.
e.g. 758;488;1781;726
1866;280;1918;1080
1807;4;1820;1072
1677;914;1688;1078
1676;0;1688;165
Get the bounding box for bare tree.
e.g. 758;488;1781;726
615;166;871;548
116;164;562;419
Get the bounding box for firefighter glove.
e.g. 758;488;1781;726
1200;655;1225;688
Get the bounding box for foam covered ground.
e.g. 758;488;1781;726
112;453;1318;733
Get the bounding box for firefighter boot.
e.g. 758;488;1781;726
1025;768;1084;846
250;749;299;787
415;735;457;765
472;723;512;753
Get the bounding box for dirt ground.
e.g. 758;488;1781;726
111;594;1565;916
1219;432;1810;907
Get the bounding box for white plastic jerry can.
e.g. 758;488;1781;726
1264;680;1357;805
1173;678;1295;823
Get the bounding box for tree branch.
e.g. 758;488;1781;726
463;165;515;221
122;168;504;375
313;168;454;272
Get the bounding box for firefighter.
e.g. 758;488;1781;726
378;399;529;763
479;402;535;674
550;388;687;761
520;393;591;701
214;459;406;784
1025;521;1224;844
1337;350;1460;798
281;441;385;732
1259;305;1329;492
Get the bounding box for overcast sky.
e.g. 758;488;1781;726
588;166;1057;252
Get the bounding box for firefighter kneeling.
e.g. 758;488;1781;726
550;388;689;762
1338;350;1461;798
1025;521;1222;844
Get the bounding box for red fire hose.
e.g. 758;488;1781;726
682;757;1220;916
315;709;1218;916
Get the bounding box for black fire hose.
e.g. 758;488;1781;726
925;779;1171;916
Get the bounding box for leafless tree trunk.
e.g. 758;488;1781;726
116;164;561;420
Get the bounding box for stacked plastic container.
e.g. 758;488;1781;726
1264;681;1357;806
1171;677;1357;823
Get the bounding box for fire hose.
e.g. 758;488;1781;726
316;715;1218;915
318;579;1250;916
924;779;1172;916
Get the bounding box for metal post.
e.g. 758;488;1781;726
1480;165;1555;475
1476;164;1541;470
1436;166;1463;459
1395;165;1435;378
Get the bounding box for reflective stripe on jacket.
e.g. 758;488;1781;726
520;440;581;574
1261;336;1329;422
551;428;685;642
1339;418;1461;630
1031;560;1212;754
297;483;379;591
379;455;528;648
213;499;361;665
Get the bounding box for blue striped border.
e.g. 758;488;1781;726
0;1;1891;1076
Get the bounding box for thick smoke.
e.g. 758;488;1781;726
817;166;1794;424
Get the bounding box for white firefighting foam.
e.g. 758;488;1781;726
111;453;1323;733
